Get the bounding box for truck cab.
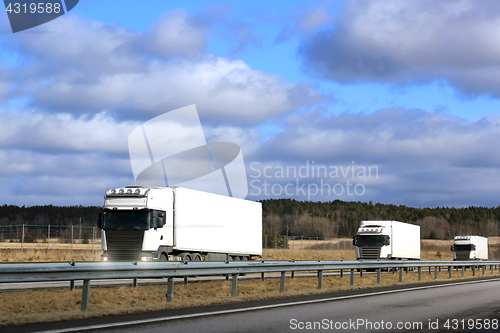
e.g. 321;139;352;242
353;222;391;260
99;186;173;261
353;220;420;261
451;236;488;261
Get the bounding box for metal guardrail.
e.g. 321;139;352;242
1;260;500;311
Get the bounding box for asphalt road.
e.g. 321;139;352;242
12;276;500;333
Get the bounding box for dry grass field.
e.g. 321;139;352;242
0;237;473;262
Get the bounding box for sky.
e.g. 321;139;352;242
1;0;500;208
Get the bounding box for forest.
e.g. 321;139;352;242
0;199;499;240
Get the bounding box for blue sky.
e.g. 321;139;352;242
1;0;500;207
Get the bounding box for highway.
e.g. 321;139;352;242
12;276;500;333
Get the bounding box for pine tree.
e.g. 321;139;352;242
81;231;89;244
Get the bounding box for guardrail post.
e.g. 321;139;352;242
434;266;438;279
399;267;403;282
448;266;452;279
418;267;422;281
232;274;238;297
340;269;343;278
318;270;323;289
291;271;295;279
472;266;476;276
70;280;75;291
462;266;465;277
166;278;174;302
491;265;494;275
280;272;286;292
81;279;90;312
183;276;188;285
377;269;381;284
428;266;431;275
133;278;138;288
359;268;363;278
482;265;485;275
261;272;265;281
350;269;354;286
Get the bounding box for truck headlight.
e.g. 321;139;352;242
101;256;108;261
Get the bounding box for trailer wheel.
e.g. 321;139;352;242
192;254;201;261
232;256;240;261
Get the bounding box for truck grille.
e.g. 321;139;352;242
455;251;470;260
105;230;144;261
359;247;381;260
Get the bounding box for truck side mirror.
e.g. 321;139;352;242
97;213;103;229
450;245;454;251
157;212;165;228
385;236;390;246
352;236;356;246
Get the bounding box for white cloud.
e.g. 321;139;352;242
2;14;321;125
137;9;209;58
28;56;321;125
0;110;135;153
247;108;500;207
301;0;500;96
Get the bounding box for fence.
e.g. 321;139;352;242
0;224;100;254
262;235;356;251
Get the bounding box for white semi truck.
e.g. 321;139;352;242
451;236;488;261
99;186;262;262
353;221;420;260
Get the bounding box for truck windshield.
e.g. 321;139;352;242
103;210;152;230
356;235;388;247
454;244;473;251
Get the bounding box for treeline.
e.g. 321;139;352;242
1;199;500;240
0;205;101;227
262;199;500;239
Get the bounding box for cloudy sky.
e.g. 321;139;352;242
1;0;500;208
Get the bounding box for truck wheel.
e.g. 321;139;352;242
160;254;167;261
232;256;240;261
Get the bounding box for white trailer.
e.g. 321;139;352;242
452;236;488;261
99;186;262;261
353;221;420;260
